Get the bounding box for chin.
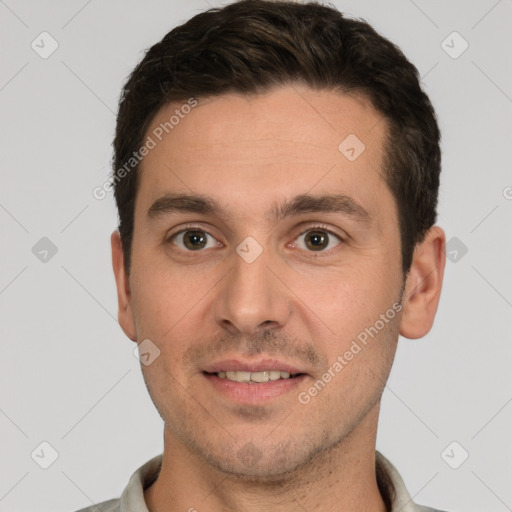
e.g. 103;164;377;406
192;434;332;484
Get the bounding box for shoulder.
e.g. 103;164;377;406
376;451;453;512
70;454;162;512
73;498;120;512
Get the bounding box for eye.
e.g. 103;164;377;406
168;228;220;251
292;226;343;252
167;224;343;254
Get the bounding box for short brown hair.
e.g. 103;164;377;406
112;0;441;277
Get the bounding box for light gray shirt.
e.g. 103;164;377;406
74;451;447;512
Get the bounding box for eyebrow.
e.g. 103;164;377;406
146;192;370;225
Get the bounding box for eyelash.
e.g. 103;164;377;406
166;223;344;255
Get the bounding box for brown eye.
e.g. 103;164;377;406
295;228;342;252
305;231;328;251
170;229;217;251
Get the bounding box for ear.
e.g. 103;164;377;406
111;230;137;342
399;226;446;339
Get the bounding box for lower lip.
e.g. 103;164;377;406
203;373;307;404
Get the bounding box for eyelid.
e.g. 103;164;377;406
166;222;346;251
290;223;345;253
166;223;222;247
295;223;345;241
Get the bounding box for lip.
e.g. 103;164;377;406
203;372;307;404
202;358;305;375
201;358;309;405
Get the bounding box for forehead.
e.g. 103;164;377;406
135;85;391;223
145;86;384;154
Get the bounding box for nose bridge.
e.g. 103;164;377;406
214;235;290;334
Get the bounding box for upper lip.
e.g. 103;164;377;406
202;358;306;375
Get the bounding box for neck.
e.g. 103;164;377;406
145;406;387;512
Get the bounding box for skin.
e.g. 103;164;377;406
111;84;446;512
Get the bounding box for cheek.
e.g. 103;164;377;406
304;264;402;391
314;263;397;325
129;256;220;377
130;247;200;335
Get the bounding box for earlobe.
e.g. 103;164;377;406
399;226;446;339
111;230;138;342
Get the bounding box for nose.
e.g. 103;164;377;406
213;242;291;336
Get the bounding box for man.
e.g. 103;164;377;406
79;0;448;510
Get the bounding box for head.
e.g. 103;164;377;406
111;0;445;482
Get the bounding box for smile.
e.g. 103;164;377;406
213;370;301;383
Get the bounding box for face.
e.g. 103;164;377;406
114;85;411;479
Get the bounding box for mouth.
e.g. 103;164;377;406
204;369;304;383
201;359;309;404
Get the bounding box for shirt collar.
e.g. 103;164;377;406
119;451;425;512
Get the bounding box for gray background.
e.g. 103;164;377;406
1;1;511;511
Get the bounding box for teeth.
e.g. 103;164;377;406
251;371;269;383
216;370;295;383
226;370;250;382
